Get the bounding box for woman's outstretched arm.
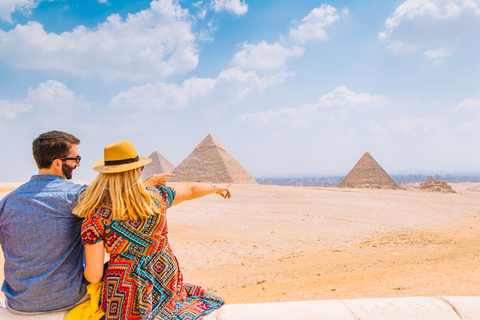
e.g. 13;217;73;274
172;183;231;206
84;241;105;284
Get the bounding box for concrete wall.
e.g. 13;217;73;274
1;296;479;320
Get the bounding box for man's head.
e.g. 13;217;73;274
32;131;81;179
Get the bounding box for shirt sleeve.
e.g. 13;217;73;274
148;185;176;208
81;209;104;245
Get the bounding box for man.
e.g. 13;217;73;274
0;131;88;314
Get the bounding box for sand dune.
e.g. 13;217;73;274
1;183;480;303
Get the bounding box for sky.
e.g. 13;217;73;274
0;0;479;182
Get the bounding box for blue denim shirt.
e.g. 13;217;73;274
0;175;88;312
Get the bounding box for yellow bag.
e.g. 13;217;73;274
65;283;104;320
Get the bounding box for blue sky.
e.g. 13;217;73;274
0;0;479;182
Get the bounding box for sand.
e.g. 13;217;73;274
1;182;480;303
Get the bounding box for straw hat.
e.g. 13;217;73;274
92;140;152;173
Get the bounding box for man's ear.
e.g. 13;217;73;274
51;159;63;171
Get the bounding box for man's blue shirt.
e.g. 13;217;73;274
0;175;87;312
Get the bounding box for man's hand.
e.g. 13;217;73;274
144;173;175;187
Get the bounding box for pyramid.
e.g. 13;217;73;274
420;176;455;193
141;151;175;181
170;134;257;184
338;152;400;189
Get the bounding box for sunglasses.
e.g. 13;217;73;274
58;155;82;164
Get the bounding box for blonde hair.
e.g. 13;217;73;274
73;169;163;220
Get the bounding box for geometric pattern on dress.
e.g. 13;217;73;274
81;185;224;320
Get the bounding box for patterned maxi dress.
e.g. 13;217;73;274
81;185;224;320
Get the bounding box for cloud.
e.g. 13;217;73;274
109;67;293;109
362;119;385;135
316;86;391;108
290;4;343;43
108;77;217;110
387;116;447;135
231;41;305;72
0;0;39;22
379;0;480;62
231;4;346;72
239;86;390;128
25;80;90;109
238;106;316;129
0;0;198;81
0;99;33;120
424;46;453;64
0;79;89;121
211;0;248;15
453;98;480;112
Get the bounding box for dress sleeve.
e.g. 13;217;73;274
81;209;104;245
148;185;176;208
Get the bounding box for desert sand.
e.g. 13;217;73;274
1;182;479;304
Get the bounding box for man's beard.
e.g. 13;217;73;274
62;162;75;180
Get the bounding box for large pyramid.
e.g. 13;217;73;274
170;134;257;184
141;151;175;180
338;152;400;189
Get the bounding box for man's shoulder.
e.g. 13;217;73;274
55;179;86;192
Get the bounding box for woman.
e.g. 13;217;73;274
73;140;230;320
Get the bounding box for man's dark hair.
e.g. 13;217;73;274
32;131;80;169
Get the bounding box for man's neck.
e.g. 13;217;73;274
38;168;63;178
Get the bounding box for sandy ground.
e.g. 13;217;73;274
1;182;480;304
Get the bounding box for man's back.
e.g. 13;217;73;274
0;175;87;313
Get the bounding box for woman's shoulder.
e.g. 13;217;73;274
87;201;112;221
146;185;175;196
146;185;176;207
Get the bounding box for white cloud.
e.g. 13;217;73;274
231;41;305;72
388;116;447;135
211;0;248;15
239;87;390;128
0;0;39;22
452;121;479;134
25;80;89;109
454;98;480;112
379;0;480;62
0;80;88;120
0;99;33;120
109;67;293;109
316;86;391;108
425;47;453;64
0;0;198;81
109;77;217;110
238;106;316;129
290;4;342;43
362;119;385;135
98;0;108;3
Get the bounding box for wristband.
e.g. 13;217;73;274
211;183;217;193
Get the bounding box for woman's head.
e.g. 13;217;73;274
73;141;162;220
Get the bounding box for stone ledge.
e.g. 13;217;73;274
1;296;479;319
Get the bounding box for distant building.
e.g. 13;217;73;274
338;152;400;189
170;134;257;184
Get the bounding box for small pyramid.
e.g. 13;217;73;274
141;151;175;180
170;134;257;184
420;176;455;193
338;152;400;189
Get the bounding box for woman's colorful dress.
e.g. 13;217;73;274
81;185;224;320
